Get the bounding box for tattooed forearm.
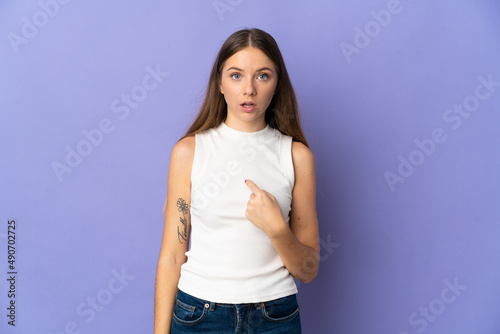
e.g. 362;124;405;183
177;198;189;244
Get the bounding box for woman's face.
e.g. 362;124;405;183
219;47;278;131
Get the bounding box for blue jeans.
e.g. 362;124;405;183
170;289;301;333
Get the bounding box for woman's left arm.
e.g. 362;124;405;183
245;141;320;283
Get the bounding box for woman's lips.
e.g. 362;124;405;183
240;102;256;112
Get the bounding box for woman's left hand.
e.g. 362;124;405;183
244;179;287;238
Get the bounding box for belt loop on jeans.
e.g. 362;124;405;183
208;301;216;311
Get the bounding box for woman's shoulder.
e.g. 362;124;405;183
291;141;314;169
170;136;196;162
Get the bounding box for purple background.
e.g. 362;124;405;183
1;0;500;333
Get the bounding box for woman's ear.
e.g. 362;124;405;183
219;78;224;94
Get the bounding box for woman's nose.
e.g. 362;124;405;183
244;80;256;96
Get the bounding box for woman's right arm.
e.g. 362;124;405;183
154;136;195;334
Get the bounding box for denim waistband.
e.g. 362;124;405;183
177;289;297;312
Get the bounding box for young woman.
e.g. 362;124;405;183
154;28;319;334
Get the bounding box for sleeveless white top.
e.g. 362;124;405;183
177;122;298;303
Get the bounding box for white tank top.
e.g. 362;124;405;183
177;122;298;303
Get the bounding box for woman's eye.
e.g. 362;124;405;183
258;74;268;80
231;73;241;80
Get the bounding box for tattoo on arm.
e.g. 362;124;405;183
177;198;189;244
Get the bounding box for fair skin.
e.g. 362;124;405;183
219;47;276;132
154;46;319;334
154;135;194;334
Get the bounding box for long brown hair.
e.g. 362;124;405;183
184;28;309;148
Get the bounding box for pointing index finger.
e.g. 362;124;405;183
245;179;261;194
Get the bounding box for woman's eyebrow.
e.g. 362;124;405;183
226;66;274;72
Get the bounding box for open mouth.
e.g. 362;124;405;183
241;102;256;108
